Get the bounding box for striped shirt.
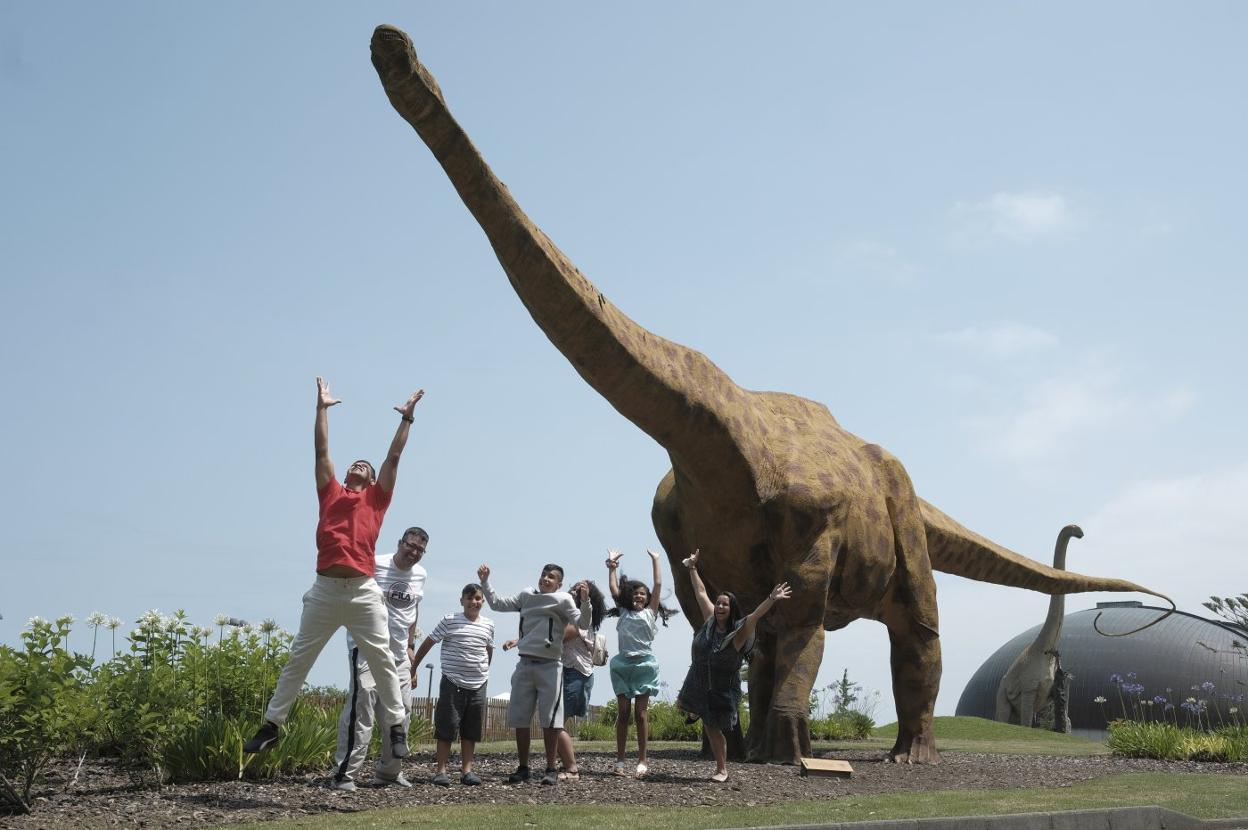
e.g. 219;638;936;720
430;612;495;689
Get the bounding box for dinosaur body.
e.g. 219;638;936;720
994;525;1082;727
369;26;1170;764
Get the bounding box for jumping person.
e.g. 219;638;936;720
605;548;675;778
331;527;430;791
675;548;791;782
478;563;591;786
244;377;424;762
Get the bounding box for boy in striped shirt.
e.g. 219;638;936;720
411;583;495;786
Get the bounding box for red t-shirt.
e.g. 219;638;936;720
315;478;393;576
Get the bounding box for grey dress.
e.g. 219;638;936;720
676;617;753;731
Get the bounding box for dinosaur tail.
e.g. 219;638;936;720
919;499;1175;636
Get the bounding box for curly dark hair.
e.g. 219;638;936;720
606;572;679;626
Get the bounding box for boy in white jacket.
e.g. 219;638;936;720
477;563;590;786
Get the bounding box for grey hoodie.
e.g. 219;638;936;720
482;580;590;661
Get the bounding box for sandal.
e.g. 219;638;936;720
558;769;580;782
613;760;629;777
710;770;729;783
635;762;649;779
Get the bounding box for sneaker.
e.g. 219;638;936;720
330;777;357;792
389;725;410;759
540;767;559;786
461;771;482;786
431;772;451;788
243;721;280;754
506;765;531;784
372;773;412;788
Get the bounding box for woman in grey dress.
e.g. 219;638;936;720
675;549;791;782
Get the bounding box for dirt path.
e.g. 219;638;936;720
5;749;1246;828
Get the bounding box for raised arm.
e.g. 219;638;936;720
646;549;663;613
732;582;792;652
683;549;715;623
314;377;340;490
477;564;522;612
605;548;623;601
377;388;424;493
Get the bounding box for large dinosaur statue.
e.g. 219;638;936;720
369;25;1172;764
995;524;1083;727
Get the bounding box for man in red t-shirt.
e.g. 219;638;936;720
245;377;424;761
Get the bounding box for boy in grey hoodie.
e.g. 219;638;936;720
477;563;590;786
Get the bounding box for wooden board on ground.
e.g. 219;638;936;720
800;757;853;778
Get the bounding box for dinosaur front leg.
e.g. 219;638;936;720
747;621;820;764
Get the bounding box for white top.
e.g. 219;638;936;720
430;612;495;689
615;607;659;658
562;626;596;676
347;552;426;662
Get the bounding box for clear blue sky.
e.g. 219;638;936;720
3;3;1245;723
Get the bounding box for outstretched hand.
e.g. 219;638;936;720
477;564;490;582
769;582;793;602
646;548;661;561
316;377;341;409
605;548;623;570
682;548;700;569
394;389;425;418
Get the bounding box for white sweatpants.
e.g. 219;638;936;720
264;574;406;729
334;646;412;781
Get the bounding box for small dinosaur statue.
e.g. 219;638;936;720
369;25;1173;764
995;524;1082;727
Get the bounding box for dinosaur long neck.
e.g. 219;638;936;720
371;26;746;489
1034;528;1077;648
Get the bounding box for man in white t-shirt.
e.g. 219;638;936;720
331;527;429;790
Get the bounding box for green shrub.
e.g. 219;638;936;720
1108;720;1248;761
0;617;98;810
810;710;875;741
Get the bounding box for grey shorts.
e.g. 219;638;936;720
508;656;564;730
434;675;487;743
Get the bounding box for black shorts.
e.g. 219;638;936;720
434;675;488;743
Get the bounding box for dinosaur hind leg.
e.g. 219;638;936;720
882;598;942;764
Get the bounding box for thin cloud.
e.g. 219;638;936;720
937;321;1059;359
830;239;921;285
949;189;1083;246
967;362;1193;464
1081;462;1248;613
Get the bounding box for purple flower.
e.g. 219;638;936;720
1126;672;1138;681
1153;695;1168;705
1124;682;1145;695
1200;681;1216;693
1109;673;1124;684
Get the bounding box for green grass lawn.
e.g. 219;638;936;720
220;773;1248;830
821;715;1110;757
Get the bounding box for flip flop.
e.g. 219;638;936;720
635;762;649;779
613;761;629;777
710;771;729;783
558;770;580;782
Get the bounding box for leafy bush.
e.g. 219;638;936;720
0;617;99;811
809;710;875;741
1107;720;1248;761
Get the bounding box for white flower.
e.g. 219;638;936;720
213;614;230;626
196;626;214;639
138;609;162;627
259;618;278;634
87;612;108;628
1231;707;1239;714
163;616;180;633
107;616;123;630
1093;696;1107;704
26;616;48;628
56;614;76;626
240;623;254;634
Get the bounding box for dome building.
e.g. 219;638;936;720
956;601;1247;739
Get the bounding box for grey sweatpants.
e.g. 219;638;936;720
333;646;412;782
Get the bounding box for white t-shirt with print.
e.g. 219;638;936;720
347;552;426;662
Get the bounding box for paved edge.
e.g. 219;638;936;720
710;805;1248;830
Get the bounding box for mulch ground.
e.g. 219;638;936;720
6;749;1247;829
